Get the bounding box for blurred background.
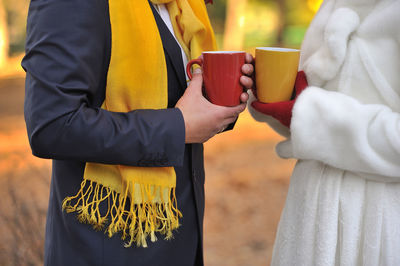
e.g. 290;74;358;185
0;0;321;265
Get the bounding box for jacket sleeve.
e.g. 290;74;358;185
22;0;185;167
278;86;400;178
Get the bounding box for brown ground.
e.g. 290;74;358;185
0;70;295;265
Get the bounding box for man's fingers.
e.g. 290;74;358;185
245;53;254;64
220;118;236;130
235;102;247;113
240;76;253;89
241;55;255;91
188;68;203;93
241;63;254;76
240;92;249;103
192;67;202;76
220;103;246;118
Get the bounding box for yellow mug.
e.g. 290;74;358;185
255;47;300;103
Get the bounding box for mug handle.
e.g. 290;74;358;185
186;59;203;80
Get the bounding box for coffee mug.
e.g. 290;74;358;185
186;51;246;107
255;47;300;103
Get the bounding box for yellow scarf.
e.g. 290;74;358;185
62;0;216;248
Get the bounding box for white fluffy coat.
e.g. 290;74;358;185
248;0;400;264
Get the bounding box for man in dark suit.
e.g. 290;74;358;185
22;0;254;265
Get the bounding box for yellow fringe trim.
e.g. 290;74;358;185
62;179;182;248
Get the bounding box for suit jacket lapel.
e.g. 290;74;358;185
150;3;187;90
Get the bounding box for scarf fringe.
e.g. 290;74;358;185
62;179;182;248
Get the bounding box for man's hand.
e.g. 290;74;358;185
239;53;255;103
176;69;246;143
240;53;254;89
195;52;254;104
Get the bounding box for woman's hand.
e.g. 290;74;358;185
251;71;308;128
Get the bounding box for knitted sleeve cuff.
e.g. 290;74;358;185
247;90;290;138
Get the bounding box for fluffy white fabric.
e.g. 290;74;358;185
248;0;400;264
303;8;360;86
285;86;400;179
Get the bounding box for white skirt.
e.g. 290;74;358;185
271;160;400;266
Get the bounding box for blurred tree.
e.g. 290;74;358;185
307;0;323;12
4;0;29;55
223;0;247;50
276;0;287;46
0;0;8;67
206;0;227;49
242;0;278;49
281;0;316;47
207;0;317;51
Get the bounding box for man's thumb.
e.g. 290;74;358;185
188;68;203;92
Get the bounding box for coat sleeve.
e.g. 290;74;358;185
22;0;185;167
278;86;400;178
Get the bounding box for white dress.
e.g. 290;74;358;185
248;0;400;265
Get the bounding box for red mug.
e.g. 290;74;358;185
186;51;246;107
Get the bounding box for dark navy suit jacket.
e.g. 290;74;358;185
23;1;206;265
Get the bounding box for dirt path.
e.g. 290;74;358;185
203;112;295;265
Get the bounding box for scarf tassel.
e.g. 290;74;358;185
62;179;182;248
